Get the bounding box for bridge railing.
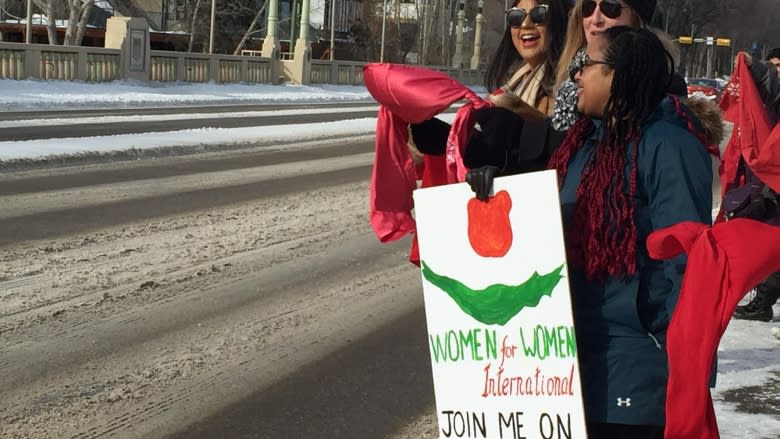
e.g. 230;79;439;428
148;51;274;83
0;41;485;87
0;43;122;82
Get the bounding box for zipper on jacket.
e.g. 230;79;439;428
648;332;663;350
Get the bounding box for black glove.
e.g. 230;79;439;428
465;166;498;201
410;117;450;155
464;107;526;169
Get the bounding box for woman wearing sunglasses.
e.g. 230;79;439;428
553;25;716;438
463;0;715;187
469;25;721;439
552;0;657;131
408;0;572;157
483;0;572;115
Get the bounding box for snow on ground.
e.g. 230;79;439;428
0;78;460;162
0;78;374;110
0;78;778;437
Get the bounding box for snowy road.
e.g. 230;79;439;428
0;138;438;438
0;103;378;141
0;104;777;438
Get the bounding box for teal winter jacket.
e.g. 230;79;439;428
559;97;714;426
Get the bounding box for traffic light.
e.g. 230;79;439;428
716;38;731;47
678;36;693;44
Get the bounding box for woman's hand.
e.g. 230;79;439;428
409;117;450;155
463;107;526;169
465;166;498;201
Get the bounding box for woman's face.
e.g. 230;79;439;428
574;34;613;118
510;0;548;68
582;0;635;44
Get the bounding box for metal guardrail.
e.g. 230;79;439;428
0;41;484;87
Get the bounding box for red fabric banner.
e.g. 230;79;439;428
719;53;780;200
363;63;491;264
648;219;780;439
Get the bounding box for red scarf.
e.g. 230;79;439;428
719;54;780;203
647;219;780;439
363;63;491;264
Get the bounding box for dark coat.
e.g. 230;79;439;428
748;59;780;122
558;97;714;426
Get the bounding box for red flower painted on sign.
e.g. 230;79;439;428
467;190;513;257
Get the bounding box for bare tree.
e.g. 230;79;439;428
187;0;203;52
32;0;62;45
63;0;94;46
232;0;268;54
30;0;94;46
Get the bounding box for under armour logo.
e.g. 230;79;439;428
617;398;632;407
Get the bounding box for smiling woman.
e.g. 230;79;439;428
482;0;573;115
551;0;655;130
544;26;716;438
406;0;571;161
457;24;721;438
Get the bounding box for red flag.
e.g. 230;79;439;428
719;53;780;201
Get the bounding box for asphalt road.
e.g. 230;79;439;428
0;125;437;439
0;102;378;141
0;108;775;439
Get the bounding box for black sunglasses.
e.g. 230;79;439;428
582;0;623;19
569;54;614;81
506;5;549;28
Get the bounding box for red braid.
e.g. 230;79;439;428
548;118;641;281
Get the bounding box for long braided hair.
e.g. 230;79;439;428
548;26;675;281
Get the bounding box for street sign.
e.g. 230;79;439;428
678;36;693;44
706;36;714;45
716;38;731;47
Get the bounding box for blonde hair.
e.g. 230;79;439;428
553;0;643;89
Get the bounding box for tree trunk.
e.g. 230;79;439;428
74;0;94;46
43;1;57;45
188;0;203;52
63;0;79;45
233;0;268;55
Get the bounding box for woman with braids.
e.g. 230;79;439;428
417;0;700;174
468;26;717;438
408;0;573;154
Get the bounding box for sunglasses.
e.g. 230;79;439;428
582;0;624;19
569;54;614;81
506;5;549;28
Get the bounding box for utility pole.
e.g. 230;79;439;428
380;0;387;62
291;0;298;47
677;34;731;78
470;0;483;70
452;0;465;68
25;0;33;43
209;0;216;53
329;0;335;60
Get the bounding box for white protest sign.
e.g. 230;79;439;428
413;170;587;439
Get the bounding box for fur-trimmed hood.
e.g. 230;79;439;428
682;96;725;148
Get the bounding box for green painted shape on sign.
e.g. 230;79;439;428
421;261;564;326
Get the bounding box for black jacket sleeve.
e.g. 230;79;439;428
505;118;567;174
749;60;780;123
463;107;567;175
